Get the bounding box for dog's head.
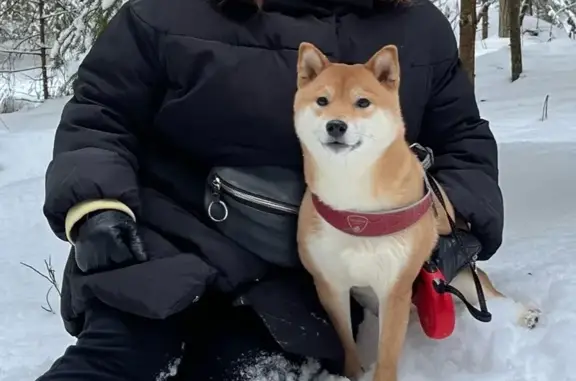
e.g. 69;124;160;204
293;43;404;165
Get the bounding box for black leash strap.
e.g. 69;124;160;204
425;172;492;323
411;143;492;323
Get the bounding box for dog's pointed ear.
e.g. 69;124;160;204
297;42;330;88
365;45;400;89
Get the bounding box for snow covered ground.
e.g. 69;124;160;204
1;15;576;381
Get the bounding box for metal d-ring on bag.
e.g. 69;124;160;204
204;166;305;268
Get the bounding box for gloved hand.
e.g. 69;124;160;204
431;229;482;284
71;210;148;273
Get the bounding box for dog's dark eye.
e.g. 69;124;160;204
355;98;371;108
316;97;329;106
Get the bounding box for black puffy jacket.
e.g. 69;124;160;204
43;0;503;361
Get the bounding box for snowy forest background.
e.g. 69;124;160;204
0;0;126;113
0;0;574;114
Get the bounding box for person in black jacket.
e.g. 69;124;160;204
37;0;503;380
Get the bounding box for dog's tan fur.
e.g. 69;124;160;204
293;42;540;381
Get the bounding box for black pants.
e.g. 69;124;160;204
36;295;339;381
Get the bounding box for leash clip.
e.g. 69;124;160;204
410;142;434;171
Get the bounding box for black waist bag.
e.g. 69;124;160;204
203;166;306;268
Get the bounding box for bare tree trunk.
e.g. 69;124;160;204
499;0;511;37
519;0;529;30
509;0;522;81
459;0;477;86
38;0;50;100
480;1;490;39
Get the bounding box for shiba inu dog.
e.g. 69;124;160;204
292;42;541;381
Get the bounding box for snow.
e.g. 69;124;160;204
475;16;576;144
1;15;576;381
101;0;125;11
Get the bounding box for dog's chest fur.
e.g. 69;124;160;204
305;214;414;313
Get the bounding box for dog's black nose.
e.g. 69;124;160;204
326;120;348;138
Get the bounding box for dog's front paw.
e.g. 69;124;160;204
343;355;364;381
517;306;541;329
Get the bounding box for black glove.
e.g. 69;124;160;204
431;229;482;284
71;210;148;273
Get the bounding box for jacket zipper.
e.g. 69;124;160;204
210;175;299;215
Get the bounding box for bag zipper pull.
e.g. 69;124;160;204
208;175;229;222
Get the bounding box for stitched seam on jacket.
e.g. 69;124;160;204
129;3;333;54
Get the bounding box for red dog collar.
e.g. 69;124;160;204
311;189;433;237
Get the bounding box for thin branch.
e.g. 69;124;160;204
0;66;44;73
0;0;21;19
39;10;69;20
13;35;41;49
0;48;42;55
41;286;56;314
20;261;54;284
557;0;576;12
20;257;62;314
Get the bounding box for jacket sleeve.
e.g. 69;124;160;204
43;2;164;243
418;12;504;260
